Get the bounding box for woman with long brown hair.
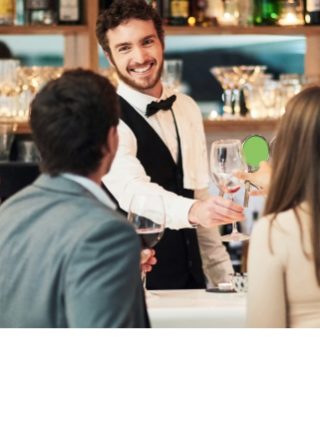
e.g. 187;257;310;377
247;85;320;327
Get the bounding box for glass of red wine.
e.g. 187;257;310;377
127;194;165;294
210;139;249;242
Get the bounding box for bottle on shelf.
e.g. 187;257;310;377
154;0;171;23
58;0;82;25
253;0;279;25
205;0;224;25
145;0;156;6
189;0;209;26
278;0;304;25
99;0;113;11
219;0;240;25
24;0;57;25
238;0;254;26
168;0;190;25
305;0;320;24
0;0;15;25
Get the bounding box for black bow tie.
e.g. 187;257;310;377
145;95;176;117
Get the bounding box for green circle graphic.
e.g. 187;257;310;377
242;135;269;168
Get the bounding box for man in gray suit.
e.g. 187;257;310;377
0;69;150;328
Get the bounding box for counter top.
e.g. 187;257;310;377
147;289;246;328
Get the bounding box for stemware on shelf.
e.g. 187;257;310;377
0;59;20;122
210;65;266;118
162;59;183;91
16;66;64;122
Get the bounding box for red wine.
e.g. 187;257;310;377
137;228;163;248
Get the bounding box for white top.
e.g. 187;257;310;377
102;82;233;285
102;81;209;230
62;173;115;209
247;202;320;328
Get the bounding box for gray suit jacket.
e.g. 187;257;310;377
0;175;149;328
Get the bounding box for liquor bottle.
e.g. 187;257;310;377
99;0;113;11
145;0;157;6
189;0;209;25
168;0;190;25
238;0;254;26
206;0;224;24
58;0;82;25
157;0;171;22
24;0;57;25
0;0;15;25
253;0;279;25
305;0;320;24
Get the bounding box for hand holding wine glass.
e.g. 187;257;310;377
210;139;249;242
140;248;157;273
127;194;165;293
234;160;271;196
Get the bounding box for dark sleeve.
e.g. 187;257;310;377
64;219;148;328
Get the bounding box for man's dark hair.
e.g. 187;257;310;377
30;69;119;176
96;0;164;55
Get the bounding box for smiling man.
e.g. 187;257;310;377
96;0;244;291
106;18;163;96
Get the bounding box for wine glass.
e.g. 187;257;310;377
210;139;249;242
127;194;165;294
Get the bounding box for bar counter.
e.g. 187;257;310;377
147;289;246;328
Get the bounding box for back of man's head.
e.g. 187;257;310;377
30;69;119;176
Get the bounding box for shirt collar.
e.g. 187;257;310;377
61;173;115;210
117;81;171;115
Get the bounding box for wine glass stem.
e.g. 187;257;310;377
230;194;238;235
141;271;147;292
231;221;238;235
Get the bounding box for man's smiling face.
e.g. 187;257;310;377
107;18;164;97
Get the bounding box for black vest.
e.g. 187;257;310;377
118;96;206;290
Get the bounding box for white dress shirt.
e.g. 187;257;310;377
102;81;233;284
62;173;115;209
103;81;209;230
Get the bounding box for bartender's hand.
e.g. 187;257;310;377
234;161;271;196
188;196;244;228
140;248;157;273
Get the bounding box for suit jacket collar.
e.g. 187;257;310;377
32;174;99;199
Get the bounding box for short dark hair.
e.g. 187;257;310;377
30;69;119;176
96;0;164;55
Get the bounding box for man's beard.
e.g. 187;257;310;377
112;60;163;94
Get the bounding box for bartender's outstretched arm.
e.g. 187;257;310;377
188;196;245;228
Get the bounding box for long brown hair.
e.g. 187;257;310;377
265;85;320;284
